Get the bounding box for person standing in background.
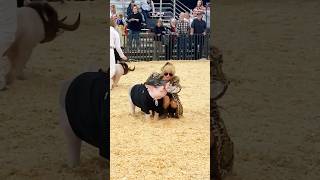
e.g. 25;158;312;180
191;13;206;60
206;3;211;33
110;4;117;20
192;0;206;17
141;0;155;28
0;0;17;90
116;13;126;48
152;19;166;60
110;19;127;89
126;5;143;50
166;18;177;60
126;0;135;17
176;12;190;60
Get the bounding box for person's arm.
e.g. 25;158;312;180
176;22;181;35
161;27;165;35
126;14;132;23
139;13;143;22
190;21;195;35
165;77;182;94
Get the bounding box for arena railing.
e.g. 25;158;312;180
122;33;210;61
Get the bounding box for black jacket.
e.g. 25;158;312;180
127;13;143;31
152;26;166;41
130;84;164;114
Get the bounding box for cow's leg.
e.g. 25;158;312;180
113;65;124;87
59;79;82;167
5;45;18;85
113;74;121;87
6;45;33;84
15;46;34;80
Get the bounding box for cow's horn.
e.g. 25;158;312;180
58;13;80;31
59;16;68;22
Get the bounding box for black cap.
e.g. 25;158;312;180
145;72;167;86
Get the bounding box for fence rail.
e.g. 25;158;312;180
122;33;210;61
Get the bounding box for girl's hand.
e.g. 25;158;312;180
121;56;128;61
165;82;170;91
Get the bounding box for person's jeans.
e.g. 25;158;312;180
165;35;176;60
127;30;140;50
177;35;188;60
153;41;162;60
142;10;149;22
194;34;204;60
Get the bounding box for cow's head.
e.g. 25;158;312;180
26;2;80;43
210;46;229;101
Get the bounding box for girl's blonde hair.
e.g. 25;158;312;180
110;18;116;27
161;62;176;75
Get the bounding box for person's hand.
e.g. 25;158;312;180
203;32;206;36
121;56;128;61
165;82;170;91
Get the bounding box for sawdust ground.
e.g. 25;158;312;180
110;60;210;179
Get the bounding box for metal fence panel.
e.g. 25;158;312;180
123;33;210;61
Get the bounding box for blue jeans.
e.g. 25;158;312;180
128;30;140;49
177;35;188;60
194;34;204;59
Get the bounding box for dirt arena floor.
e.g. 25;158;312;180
0;2;108;179
110;60;210;179
214;0;320;179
